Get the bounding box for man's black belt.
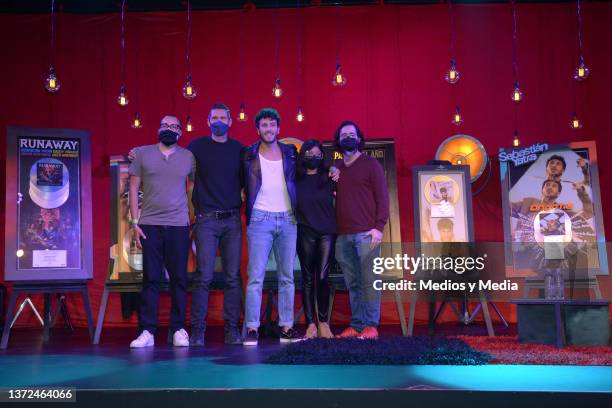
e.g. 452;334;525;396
200;209;239;220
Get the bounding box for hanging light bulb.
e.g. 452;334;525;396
511;81;523;103
238;103;248;122
272;78;283;98
451;106;463;126
182;75;197;99
513;130;520;147
573;56;590;81
131;111;142;129
444;60;460;84
44;66;60;93
570;112;583;129
332;63;347;87
186;115;194;132
45;0;60;93
116;85;129;106
296;107;305;122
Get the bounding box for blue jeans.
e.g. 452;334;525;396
335;232;382;331
191;213;242;334
245;209;297;329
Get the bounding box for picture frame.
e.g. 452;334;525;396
412;164;474;249
4;127;92;281
499;141;608;278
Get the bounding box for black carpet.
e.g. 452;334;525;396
265;336;492;365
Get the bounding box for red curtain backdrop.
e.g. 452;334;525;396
1;3;611;328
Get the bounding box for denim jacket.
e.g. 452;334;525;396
241;141;298;225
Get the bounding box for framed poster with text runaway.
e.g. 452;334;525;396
4;127;93;281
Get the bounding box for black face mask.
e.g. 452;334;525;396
303;157;322;170
340;137;359;152
159;130;178;146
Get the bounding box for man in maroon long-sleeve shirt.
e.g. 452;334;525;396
333;121;389;340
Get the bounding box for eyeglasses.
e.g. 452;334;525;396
304;153;322;159
160;123;182;131
340;132;357;139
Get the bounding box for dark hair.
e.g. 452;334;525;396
254;108;281;128
297;139;328;186
208;103;231;119
546;155;567;170
334;120;365;151
437;218;454;230
541;179;562;193
440;187;447;193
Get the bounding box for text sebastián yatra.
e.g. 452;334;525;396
373;279;519;292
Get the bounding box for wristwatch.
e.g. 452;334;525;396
130;218;139;226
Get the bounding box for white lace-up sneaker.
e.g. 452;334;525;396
130;330;154;348
172;328;190;347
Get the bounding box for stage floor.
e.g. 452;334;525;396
0;324;610;394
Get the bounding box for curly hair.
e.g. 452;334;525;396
254;108;281;128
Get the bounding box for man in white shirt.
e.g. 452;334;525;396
241;108;299;346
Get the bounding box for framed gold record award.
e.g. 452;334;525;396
412;164;474;246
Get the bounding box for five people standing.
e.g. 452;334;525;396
128;108;389;347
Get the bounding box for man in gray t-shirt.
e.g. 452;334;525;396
127;115;196;348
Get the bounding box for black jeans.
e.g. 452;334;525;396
296;224;336;324
191;213;242;333
139;225;189;334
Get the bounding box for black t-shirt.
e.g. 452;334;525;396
187;136;243;213
295;174;336;235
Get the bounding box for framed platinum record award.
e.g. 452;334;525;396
4;127;93;281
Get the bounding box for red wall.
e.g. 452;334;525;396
1;3;611;328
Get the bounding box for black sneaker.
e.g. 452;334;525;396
190;331;205;347
243;329;258;346
279;327;300;343
224;328;242;345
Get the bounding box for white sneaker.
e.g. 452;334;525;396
130;330;154;348
173;328;190;347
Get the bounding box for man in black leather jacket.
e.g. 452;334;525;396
241;108;299;346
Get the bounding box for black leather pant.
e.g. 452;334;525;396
296;224;336;324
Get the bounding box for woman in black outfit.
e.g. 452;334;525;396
295;139;337;339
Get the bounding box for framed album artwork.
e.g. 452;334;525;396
4;127;93;281
499;141;608;278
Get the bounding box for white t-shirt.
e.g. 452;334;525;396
253;154;292;212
